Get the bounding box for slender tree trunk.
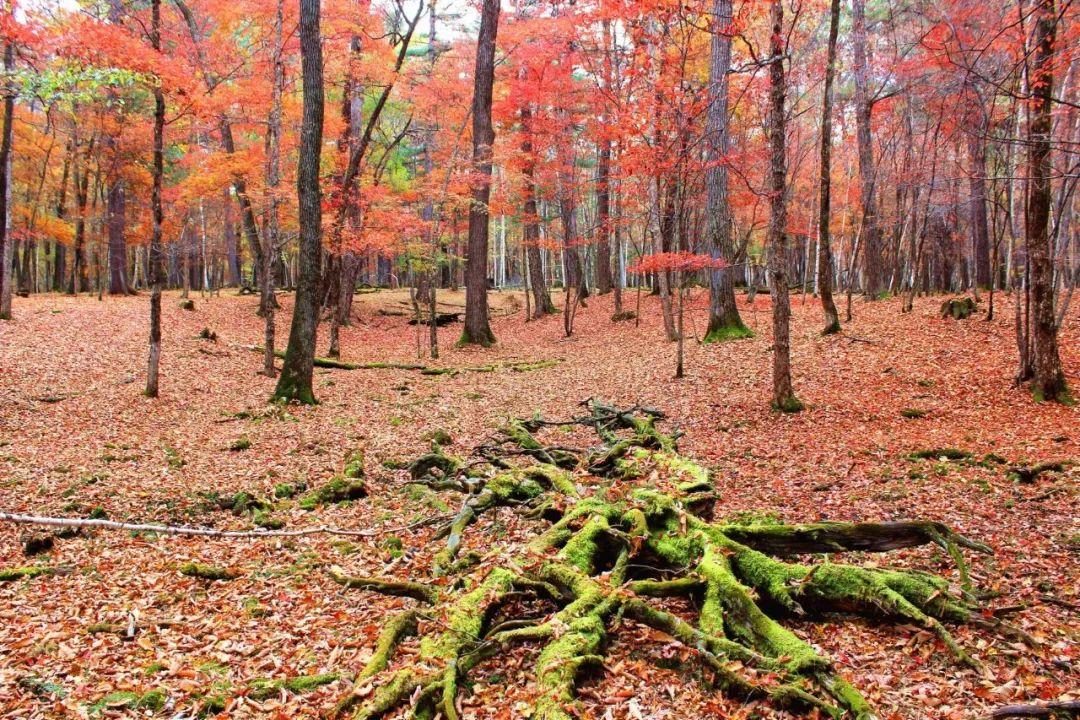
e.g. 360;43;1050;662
767;0;800;412
816;0;841;334
0;40;13;319
704;0;748;341
520;106;554;318
262;0;284;377
273;0;324;403
595;140;613;295
223;188;240;286
1026;0;1068;402
146;0;165;398
460;0;499;346
106;179;129;295
968;127;991;288
852;0;883;299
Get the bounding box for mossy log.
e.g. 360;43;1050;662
329;400;1023;720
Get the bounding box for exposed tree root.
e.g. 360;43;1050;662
328;400;1024;719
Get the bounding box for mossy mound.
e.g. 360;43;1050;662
179;562;239;581
299;477;367;510
327;401;1025;720
940;297;977;319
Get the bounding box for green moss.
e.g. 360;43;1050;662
342;451;365;478
179;562;239;581
144;662;167;676
507;359;562;372
229;437;252;452
534;615;606;720
380;536;404;559
900;408;927;419
249;672;340;700
89;689;166;714
252;510;284;529
273;482;302;499
18;675;66;698
299;477;367;509
0;565;51;582
243;597;269;618
88;506;108;519
702;323;755;343
772;395;805;414
423;429;454;446
723;509;783;526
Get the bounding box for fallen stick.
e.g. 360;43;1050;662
991;700;1080;718
0;512;447;539
242;346;560;375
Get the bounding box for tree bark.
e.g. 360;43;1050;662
261;0;284;378
520;106;554;319
460;0;499;346
816;0;841;334
146;0;165;398
852;0;883;299
595;123;613;294
703;0;748;341
273;0;324;404
968;126;991;288
767;0;800;412
1026;0;1068;402
0;40;13;319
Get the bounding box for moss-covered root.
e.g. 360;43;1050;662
249;672;341;700
345;569;523;720
0;565;52;582
532;615;606;720
432;466;569;574
327;568;438;604
179;562;239;581
333;611;420;717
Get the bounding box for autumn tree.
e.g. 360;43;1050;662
767;0;800;413
460;0;499;347
272;0;324;404
1025;0;1069;403
703;0;750;342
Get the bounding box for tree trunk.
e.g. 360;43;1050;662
223;187;240;286
261;0;284;378
816;0;841;334
1026;0;1068;402
460;0;499;346
273;0;324;404
146;0;165;398
0;40;13;319
968;127;991;288
520;106;554;319
767;0;800;413
852;0;883;299
703;0;749;341
595;125;613;294
106;179;129;295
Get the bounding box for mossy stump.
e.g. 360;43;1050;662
940;297;977;320
329;400;1026;720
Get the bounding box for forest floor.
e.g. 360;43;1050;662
0;287;1077;719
